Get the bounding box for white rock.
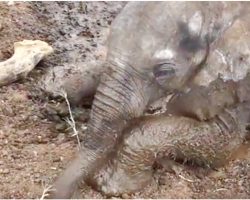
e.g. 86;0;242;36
0;40;53;86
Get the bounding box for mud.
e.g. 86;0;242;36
90;102;249;196
0;2;249;199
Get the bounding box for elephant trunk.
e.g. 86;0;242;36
83;57;162;161
86;63;148;148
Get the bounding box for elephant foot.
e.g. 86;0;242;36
91;159;153;196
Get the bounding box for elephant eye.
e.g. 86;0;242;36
153;63;176;79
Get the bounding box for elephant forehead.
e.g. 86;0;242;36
153;48;175;60
108;2;245;73
108;2;206;54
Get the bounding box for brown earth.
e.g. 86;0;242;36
0;2;249;199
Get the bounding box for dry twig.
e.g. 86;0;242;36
40;184;54;200
60;89;81;150
178;174;195;183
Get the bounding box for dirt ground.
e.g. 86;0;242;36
0;2;249;199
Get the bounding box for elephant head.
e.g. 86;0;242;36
53;2;246;198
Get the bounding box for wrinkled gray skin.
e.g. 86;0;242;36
52;2;249;198
90;77;250;196
168;11;250;121
91;101;250;195
90;11;250;196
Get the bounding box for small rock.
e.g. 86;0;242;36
74;109;90;122
158;176;167;186
10;92;28;103
0;168;10;174
33;151;38;157
51;167;57;170
53;157;61;162
2;106;15;117
53;103;69;117
46;106;58;115
7;1;15;6
210;169;227;179
57;133;66;142
2;150;8;156
37;135;42;142
34;173;40;178
51;115;61;122
121;193;130;199
15;164;24;170
55;123;67;132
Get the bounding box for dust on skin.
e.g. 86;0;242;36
0;1;249;199
89;92;250;196
0;2;125;198
83;7;250;197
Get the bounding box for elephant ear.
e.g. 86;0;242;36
178;11;204;53
188;11;203;37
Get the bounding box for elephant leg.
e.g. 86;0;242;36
61;64;103;106
90;102;249;196
40;60;106;106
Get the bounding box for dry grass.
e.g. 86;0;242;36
39;183;54;200
60;89;81;150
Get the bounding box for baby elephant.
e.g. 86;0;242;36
52;2;250;198
89;75;250;196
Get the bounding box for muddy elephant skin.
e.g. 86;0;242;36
168;11;250;121
91;101;250;196
52;2;249;198
91;10;250;196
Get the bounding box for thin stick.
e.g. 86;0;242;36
178;174;195;183
61;89;81;150
214;188;228;192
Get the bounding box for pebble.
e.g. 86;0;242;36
0;168;10;174
7;1;15;6
2;150;8;156
2;106;14;117
15;164;24;170
158;176;167;186
50;167;57;170
46;106;58;115
121;193;130;199
37;135;42;142
53;157;61;162
55;123;67;132
10;92;28;103
57;133;66;142
210;169;227;179
48;103;69;117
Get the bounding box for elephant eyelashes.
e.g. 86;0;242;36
153;63;176;79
